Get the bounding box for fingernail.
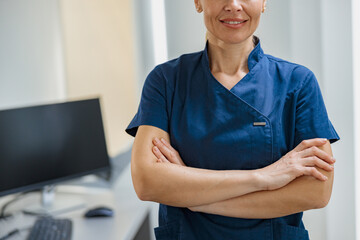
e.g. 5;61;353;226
154;146;159;152
332;157;336;163
324;176;328;180
321;138;327;142
154;138;160;144
160;138;166;143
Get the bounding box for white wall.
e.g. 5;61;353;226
255;0;291;61
0;0;66;110
289;0;323;84
164;1;206;60
321;0;356;239
352;0;360;239
132;0;156;89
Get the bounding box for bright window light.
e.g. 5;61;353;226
352;0;360;239
150;0;168;65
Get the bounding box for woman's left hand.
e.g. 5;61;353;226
152;138;186;166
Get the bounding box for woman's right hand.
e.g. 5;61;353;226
257;138;335;191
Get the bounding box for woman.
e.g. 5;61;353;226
126;0;340;239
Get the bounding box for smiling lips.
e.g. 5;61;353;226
220;18;248;29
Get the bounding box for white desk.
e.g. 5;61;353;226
0;164;154;240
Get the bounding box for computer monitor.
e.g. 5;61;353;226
0;98;111;199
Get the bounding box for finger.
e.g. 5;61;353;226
302;156;334;172
152;146;170;163
300;146;335;164
152;145;162;159
160;138;179;155
160;139;186;166
293;138;328;152
153;138;176;161
302;167;328;181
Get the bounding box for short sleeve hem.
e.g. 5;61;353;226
125;65;170;138
125;112;169;137
294;121;340;147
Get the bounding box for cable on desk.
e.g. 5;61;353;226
0;226;31;240
0;229;19;240
22;203;85;218
0;190;38;220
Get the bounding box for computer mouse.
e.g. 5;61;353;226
84;206;114;218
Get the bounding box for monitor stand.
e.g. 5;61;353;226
22;185;86;216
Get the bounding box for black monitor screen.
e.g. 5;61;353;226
0;98;110;197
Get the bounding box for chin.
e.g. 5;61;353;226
211;30;252;44
218;36;251;45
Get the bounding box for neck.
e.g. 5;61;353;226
207;35;255;75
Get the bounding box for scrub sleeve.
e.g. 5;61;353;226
294;71;339;146
126;66;170;137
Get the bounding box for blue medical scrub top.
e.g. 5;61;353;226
125;38;340;240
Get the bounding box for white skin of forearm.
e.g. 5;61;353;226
132;126;264;207
134;126;335;208
187;142;334;219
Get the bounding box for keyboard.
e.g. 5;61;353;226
27;217;72;240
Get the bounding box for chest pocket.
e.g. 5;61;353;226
171;90;273;171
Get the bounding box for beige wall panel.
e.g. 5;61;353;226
59;0;137;156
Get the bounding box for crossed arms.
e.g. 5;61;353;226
131;125;335;219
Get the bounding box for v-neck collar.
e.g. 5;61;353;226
201;36;264;93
